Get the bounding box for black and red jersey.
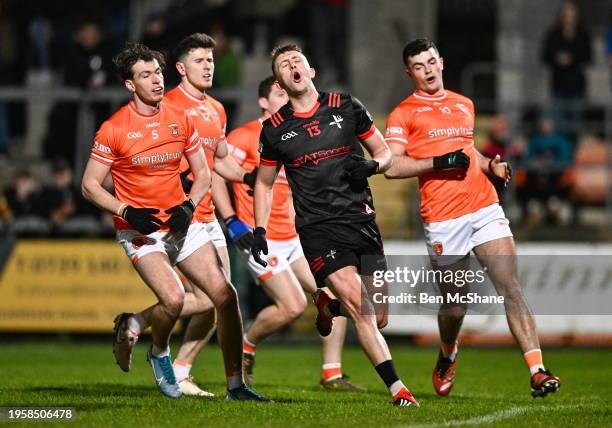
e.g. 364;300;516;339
259;91;377;230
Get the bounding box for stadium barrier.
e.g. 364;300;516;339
382;241;612;345
0;239;158;332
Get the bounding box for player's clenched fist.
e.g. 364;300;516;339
224;215;254;252
488;154;513;187
165;199;196;233
433;149;470;170
251;227;269;267
121;206;164;235
343;154;379;180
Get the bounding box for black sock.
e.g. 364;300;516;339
375;359;400;388
327;299;342;317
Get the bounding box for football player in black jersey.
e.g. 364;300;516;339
251;44;419;407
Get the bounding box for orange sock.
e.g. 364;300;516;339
243;336;256;354
322;363;342;381
524;349;545;375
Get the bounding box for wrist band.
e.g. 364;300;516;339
116;203;127;217
187;198;196;210
488;158;494;174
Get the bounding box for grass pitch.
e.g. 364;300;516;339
0;342;610;427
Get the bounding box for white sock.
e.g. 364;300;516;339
389;380;407;397
227;374;243;390
151;344;170;358
173;360;192;381
128;313;146;336
529;364;545;376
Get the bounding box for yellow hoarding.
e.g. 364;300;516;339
0;240;159;332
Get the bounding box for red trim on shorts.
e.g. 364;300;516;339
258;271;275;282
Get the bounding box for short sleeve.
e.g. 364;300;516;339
183;114;201;155
350;95;375;140
384;108;409;147
227;129;248;166
90;121;117;166
259;128;279;166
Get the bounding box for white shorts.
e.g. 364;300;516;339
424;203;513;266
244;236;304;282
117;222;211;266
202;220;227;248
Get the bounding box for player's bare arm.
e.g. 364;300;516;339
253;164;279;229
184;146;210;206
476;150;512;186
385;144;471;179
214;139;258;189
81;159;126;216
361;128;393;174
251;163;279;266
384;143;434;179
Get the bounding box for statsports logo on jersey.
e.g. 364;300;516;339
385;90;497;223
259;91;378;230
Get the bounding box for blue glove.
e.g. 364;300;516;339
224;215;254;252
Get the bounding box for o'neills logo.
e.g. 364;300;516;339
427;126;473;138
131;151;182;165
292;145;352;167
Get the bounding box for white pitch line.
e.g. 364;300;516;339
403;404;581;428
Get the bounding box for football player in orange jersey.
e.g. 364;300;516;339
82;43;266;400
111;34;258;398
384;38;560;398
212;76;363;391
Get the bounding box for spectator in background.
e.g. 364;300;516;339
3;168;49;235
39;158;101;235
517;117;573;225
309;0;347;87
607;10;612;86
541;0;592;147
481;115;522;201
234;0;296;55
210;21;242;129
43;20;114;165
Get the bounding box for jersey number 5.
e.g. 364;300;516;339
306;125;321;138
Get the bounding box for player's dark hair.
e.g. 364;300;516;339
402;38;439;66
174;33;217;61
258;76;277;99
113;43;166;81
270;44;303;76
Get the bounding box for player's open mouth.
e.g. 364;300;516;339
426;76;436;84
292;71;302;82
153;87;163;94
203;74;211;79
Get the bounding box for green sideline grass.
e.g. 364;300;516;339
0;343;610;427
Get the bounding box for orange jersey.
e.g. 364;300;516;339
91;101;200;230
385;90;498;223
227;119;297;241
164;84;227;223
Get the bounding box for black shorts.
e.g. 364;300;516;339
299;220;387;287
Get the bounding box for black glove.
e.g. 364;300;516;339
224;215;254;252
180;170;194;193
433;149;470;170
251;227;269;267
243;167;258;190
121;206;163;235
164;199;196;233
343;154;379;180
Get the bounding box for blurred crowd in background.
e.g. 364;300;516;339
0;0;609;239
